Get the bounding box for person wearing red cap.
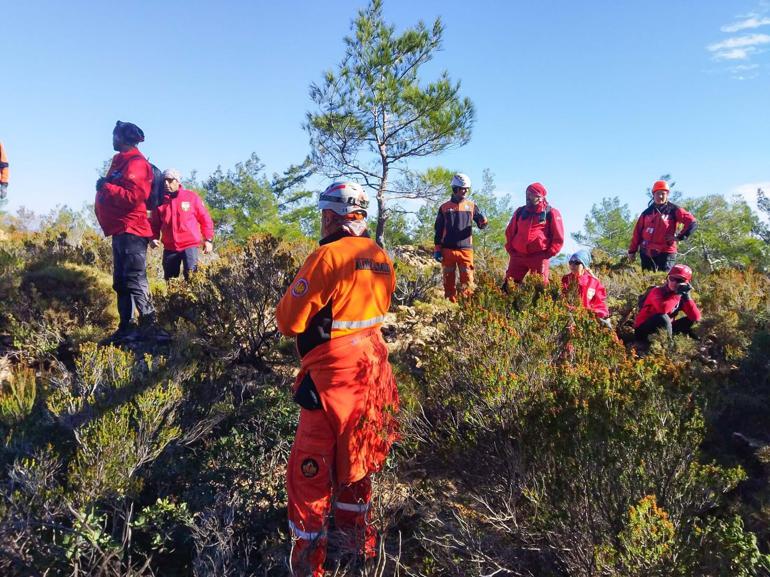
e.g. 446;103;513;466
627;180;697;272
634;264;701;342
504;182;564;285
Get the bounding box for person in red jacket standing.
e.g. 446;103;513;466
434;173;488;301
627;180;697;272
504;182;564;285
95;121;167;344
561;249;611;327
276;181;399;576
150;169;214;280
634;264;701;343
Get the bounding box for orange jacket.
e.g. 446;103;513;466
0;141;8;184
276;231;395;357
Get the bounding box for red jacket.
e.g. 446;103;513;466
95;149;153;237
561;271;609;318
629;202;697;256
634;285;701;328
505;203;564;258
150;187;214;251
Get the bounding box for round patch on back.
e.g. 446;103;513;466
291;278;309;297
301;458;319;478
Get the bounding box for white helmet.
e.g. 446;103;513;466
451;173;471;189
318;181;369;216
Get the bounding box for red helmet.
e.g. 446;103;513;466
668;264;692;282
652;180;670;193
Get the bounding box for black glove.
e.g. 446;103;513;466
677;282;692;299
95;177;107;192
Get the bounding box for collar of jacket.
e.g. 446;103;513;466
319;229;371;246
115;147;142;162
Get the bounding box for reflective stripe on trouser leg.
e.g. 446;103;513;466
333;476;377;559
457;264;474;295
287;408;335;576
442;263;457;298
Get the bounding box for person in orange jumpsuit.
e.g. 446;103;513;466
276;180;399;576
0;141;9;200
433;173;488;301
504;182;564;285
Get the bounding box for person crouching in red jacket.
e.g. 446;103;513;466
634;264;701;343
150;169;214;281
504;182;564;285
561;249;611;328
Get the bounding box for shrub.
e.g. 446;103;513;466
156;234;297;371
405;279;754;576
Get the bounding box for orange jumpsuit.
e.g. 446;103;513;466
276;230;399;576
0;141;9;197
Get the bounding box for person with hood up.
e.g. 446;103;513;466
634;264;701;342
433;173;488;301
504;182;564;285
627;180;697;272
561;249;610;327
276;181;399;576
150;168;214;280
95;121;168;344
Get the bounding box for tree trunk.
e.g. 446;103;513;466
375;162;389;248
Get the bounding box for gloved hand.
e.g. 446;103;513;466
95;177;107;192
627;251;637;262
433;251;443;262
676;282;692;299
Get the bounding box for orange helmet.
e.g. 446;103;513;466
652;180;670;193
668;264;692;282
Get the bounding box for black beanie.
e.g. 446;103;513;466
114;121;145;145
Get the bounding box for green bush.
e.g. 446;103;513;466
155;234;297;371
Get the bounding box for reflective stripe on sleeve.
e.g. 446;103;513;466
331;315;386;330
335;501;370;513
289;520;324;540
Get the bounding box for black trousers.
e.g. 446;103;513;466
635;314;695;342
162;247;199;280
112;233;154;328
640;251;676;272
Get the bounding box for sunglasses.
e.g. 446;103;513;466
669;276;686;282
568;260;582;265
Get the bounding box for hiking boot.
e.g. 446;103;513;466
137;315;172;342
99;323;139;346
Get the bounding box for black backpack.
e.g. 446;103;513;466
145;161;163;211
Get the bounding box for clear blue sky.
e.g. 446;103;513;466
3;0;769;252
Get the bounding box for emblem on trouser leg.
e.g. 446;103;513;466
301;458;319;478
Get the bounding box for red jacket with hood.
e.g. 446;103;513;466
95;149;153;237
561;270;609;318
634;285;701;328
504;184;564;258
150;187;214;251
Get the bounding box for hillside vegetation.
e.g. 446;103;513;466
0;209;769;576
